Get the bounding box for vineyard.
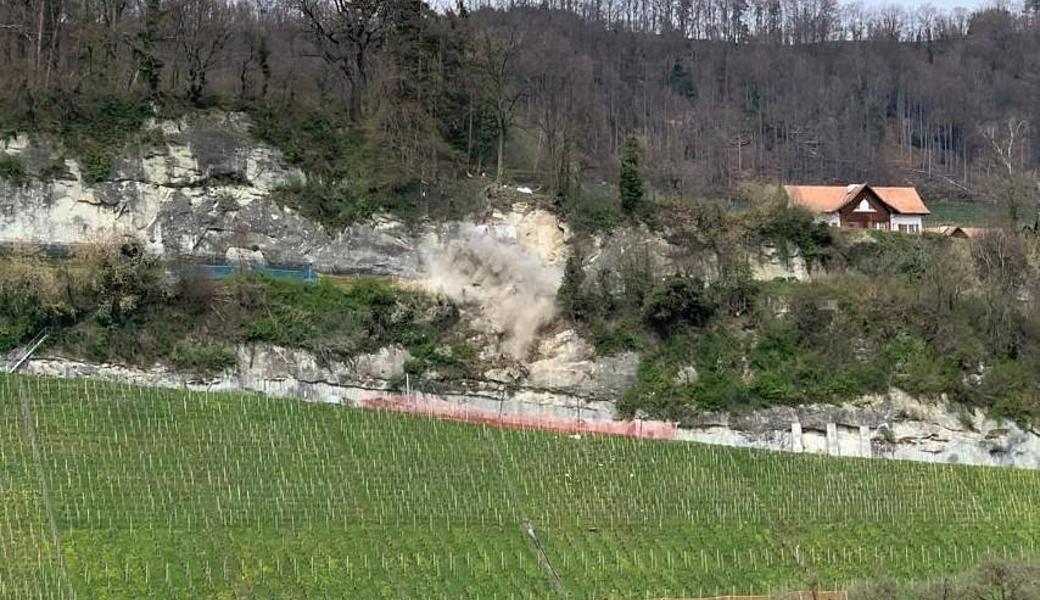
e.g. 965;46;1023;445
2;375;1039;599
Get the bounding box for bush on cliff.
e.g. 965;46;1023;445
570;221;1040;424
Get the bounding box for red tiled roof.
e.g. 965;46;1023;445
784;184;929;215
782;185;856;213
871;187;930;214
960;227;989;239
927;226;993;239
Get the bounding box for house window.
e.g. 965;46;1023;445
898;224;908;233
854;199;875;212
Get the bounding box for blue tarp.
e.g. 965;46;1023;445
183;264;318;283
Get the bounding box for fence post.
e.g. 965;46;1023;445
791;422;803;452
826;422;840;456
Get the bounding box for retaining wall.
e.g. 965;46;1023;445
20;355;1040;469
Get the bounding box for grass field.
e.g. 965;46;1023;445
2;375;1040;599
925;200;1011;226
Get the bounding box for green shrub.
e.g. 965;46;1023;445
0;315;34;352
710;274;760;318
270;179;375;233
812;362;888;400
752;204;832;264
170;344;237;374
12;253;475;378
784;283;845;346
557;253;590;320
0;248;80;351
403;341;477;381
981;360;1039;424
590;318;647;355
251;106;410;230
843;231;956;282
0;154;25;183
619;331;754;418
254;105;477;230
883;335;961;397
747;322;798;368
39;159;74;181
222;276;471;379
618;355;694;419
0;93;153;184
689;370;750;411
53;274;473;377
557;186;624;234
747;370;798;405
250;107;352;175
81;240;168;326
642;276;714;336
38;94;152;183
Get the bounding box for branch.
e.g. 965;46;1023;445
910;169;976;196
0;24;29;36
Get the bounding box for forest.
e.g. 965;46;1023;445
1;0;1040;217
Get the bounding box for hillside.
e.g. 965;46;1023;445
3;374;1040;598
4;101;1040;469
3;0;1040;212
4;0;1040;595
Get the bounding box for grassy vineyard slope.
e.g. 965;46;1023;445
2;375;1039;598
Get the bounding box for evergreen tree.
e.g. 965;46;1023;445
557;252;588;320
258;35;271;99
134;0;164;98
619;135;644;215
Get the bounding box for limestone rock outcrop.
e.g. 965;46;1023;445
23;350;1040;469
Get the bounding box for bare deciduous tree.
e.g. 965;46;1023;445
293;0;393;119
172;0;233;104
474;28;525;182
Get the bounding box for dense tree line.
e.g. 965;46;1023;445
2;0;1040;205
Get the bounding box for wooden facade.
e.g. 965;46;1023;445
836;188;891;230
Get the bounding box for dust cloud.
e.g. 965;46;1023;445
422;224;563;359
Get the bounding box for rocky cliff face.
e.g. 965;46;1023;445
679;392;1040;468
0;112;576;280
2;113;300;258
0;111;582;358
581;223;810;290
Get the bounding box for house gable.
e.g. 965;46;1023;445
836;187;891;229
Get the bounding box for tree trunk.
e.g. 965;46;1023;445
34;0;46;88
496;125;505;182
466;96;474;167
